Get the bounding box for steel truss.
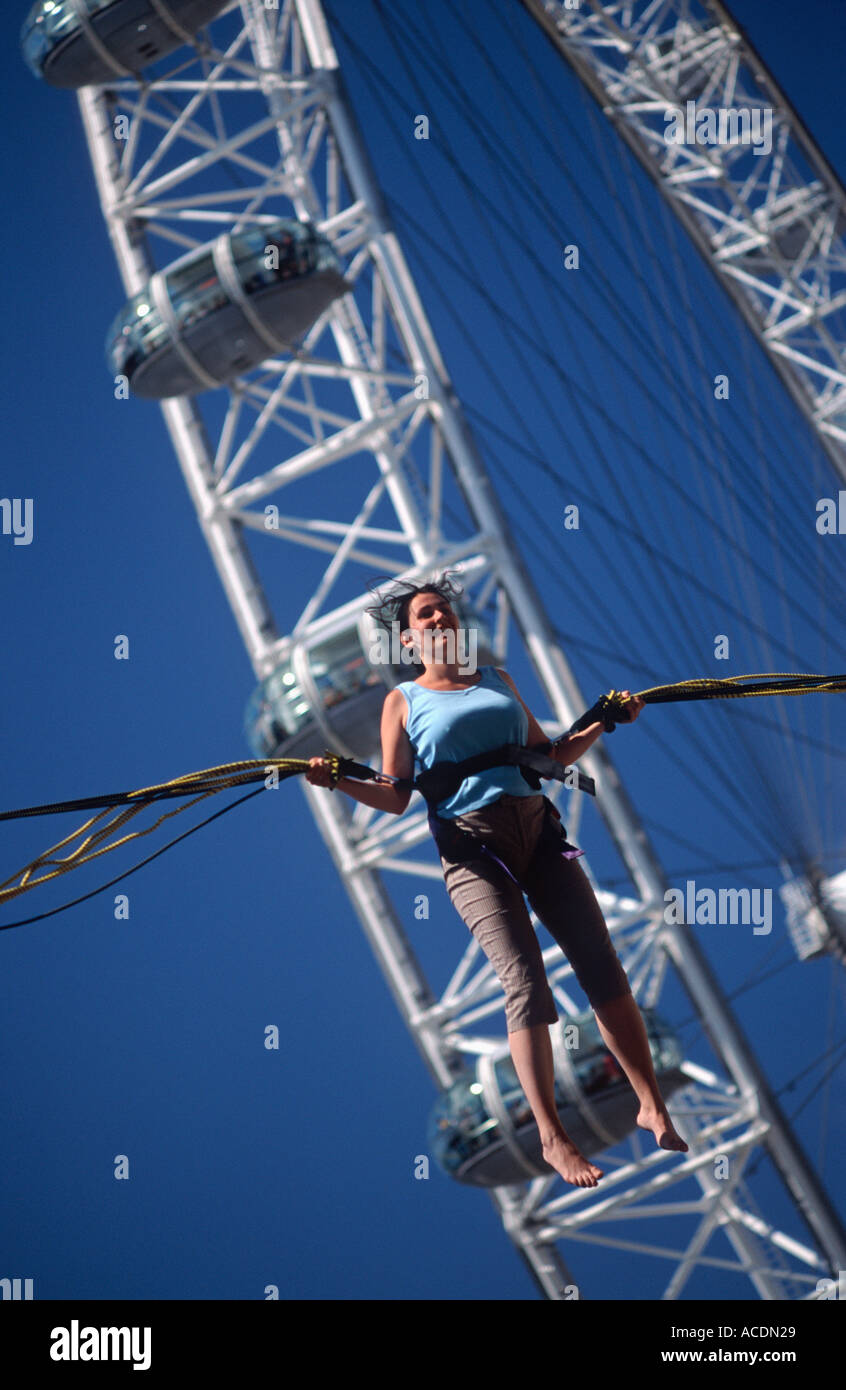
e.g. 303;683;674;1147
73;0;845;1297
522;0;846;485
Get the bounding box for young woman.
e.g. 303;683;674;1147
306;577;687;1188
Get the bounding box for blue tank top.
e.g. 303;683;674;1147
396;666;539;818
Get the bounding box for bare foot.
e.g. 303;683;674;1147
637;1105;688;1152
542;1133;604;1187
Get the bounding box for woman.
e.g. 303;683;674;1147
306;576;687;1188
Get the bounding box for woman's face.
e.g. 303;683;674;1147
403;591;457;655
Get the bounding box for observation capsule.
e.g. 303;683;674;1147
428;1009;687;1187
245;596;497;762
780;866;846;961
105;220;350;399
21;0;231;88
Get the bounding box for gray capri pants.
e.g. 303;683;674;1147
438;793;631;1032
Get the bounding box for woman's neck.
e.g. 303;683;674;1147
416;663;482;687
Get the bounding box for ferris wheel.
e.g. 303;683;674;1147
14;0;846;1303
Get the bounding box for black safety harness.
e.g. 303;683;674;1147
349;690;621;808
323;694;624;885
396;738;597;882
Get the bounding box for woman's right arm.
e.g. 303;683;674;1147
304;688;414;816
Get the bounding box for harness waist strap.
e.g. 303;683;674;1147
408;743;595;807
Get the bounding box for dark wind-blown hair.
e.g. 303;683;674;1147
364;571;465;668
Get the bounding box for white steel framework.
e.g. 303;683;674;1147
67;0;845;1297
522;0;846;486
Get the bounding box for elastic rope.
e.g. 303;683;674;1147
0;760;310;906
593;673;846;730
0;787;265;931
0;753;371;909
636;673;846;702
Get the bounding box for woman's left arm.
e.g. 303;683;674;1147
495;668;644;765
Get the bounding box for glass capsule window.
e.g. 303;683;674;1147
309;628;383;711
427;1071;494;1177
244;669;302;755
493;1057;544;1132
21;1;100;78
230;224;316;292
244;627;385;758
644;1013;683;1072
105;220;343;385
168;252;228;330
106;291;166;380
231;228;281;294
166;251;216;301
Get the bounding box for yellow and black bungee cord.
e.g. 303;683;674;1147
1;672;843;930
0;754;371;928
569;672;846;733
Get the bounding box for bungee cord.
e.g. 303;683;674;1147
0;754;366;910
0;786;266;931
1;672;843;929
572;673;846;733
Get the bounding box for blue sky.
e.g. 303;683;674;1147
2;0;844;1302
